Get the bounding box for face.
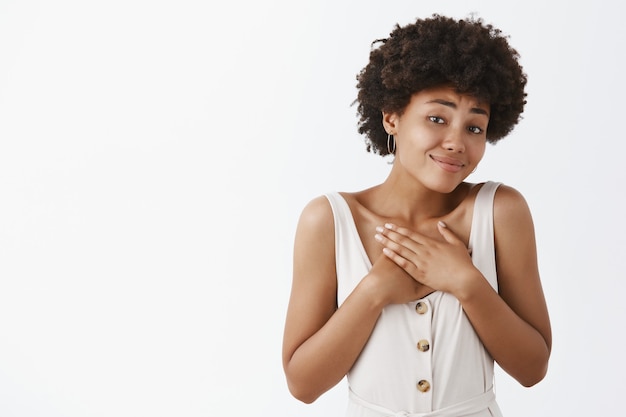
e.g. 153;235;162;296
383;86;489;193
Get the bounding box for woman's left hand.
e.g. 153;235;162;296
374;221;479;296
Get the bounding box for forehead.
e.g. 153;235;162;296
411;86;490;114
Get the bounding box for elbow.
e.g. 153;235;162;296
515;338;551;387
283;354;340;403
520;376;545;388
283;363;324;404
520;374;544;388
517;357;549;387
286;379;322;404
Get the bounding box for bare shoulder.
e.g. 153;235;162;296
493;184;534;229
296;195;335;239
293;195;336;280
492;184;540;294
493;183;528;206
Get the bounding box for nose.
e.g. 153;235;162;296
442;128;465;153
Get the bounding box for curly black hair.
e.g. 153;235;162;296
356;14;527;155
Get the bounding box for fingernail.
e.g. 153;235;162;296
375;226;384;233
384;223;394;229
374;234;383;242
438;221;447;228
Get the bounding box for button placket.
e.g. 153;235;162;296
413;298;433;408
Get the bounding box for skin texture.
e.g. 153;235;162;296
282;86;551;403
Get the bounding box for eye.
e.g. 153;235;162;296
428;116;445;124
468;126;484;134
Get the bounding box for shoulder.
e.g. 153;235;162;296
491;184;537;256
292;195;337;293
294;195;336;258
492;184;534;227
297;195;334;232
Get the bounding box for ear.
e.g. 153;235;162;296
382;111;399;135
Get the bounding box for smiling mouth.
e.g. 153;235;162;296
430;155;465;173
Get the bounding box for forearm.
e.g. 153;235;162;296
284;279;384;403
457;273;550;386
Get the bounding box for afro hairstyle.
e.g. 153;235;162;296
355;14;527;155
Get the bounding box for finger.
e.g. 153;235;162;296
437;221;463;245
382;247;420;277
376;227;421;254
381;223;430;247
375;232;419;258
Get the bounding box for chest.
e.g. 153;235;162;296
350;204;473;266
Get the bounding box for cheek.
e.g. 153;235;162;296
470;141;487;163
397;128;437;153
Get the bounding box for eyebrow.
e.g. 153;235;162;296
426;99;489;116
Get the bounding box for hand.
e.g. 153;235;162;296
374;221;479;296
364;252;435;306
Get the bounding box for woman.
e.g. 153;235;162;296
282;15;551;417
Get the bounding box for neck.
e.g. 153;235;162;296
364;168;469;225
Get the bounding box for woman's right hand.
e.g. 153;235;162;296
363;252;435;306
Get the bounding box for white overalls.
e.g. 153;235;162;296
326;182;503;417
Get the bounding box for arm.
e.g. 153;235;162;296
458;185;551;386
375;186;551;386
282;196;432;403
282;196;382;403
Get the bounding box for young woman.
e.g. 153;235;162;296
282;15;551;417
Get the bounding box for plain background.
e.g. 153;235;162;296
1;0;624;416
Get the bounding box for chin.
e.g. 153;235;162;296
426;177;466;194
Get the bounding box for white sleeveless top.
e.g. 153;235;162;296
325;182;504;417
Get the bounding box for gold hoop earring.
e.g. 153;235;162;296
387;134;395;155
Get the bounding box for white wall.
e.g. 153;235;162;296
1;1;624;416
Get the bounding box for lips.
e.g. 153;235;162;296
429;155;466;173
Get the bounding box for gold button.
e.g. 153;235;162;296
417;380;431;393
415;301;428;315
417;339;430;352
